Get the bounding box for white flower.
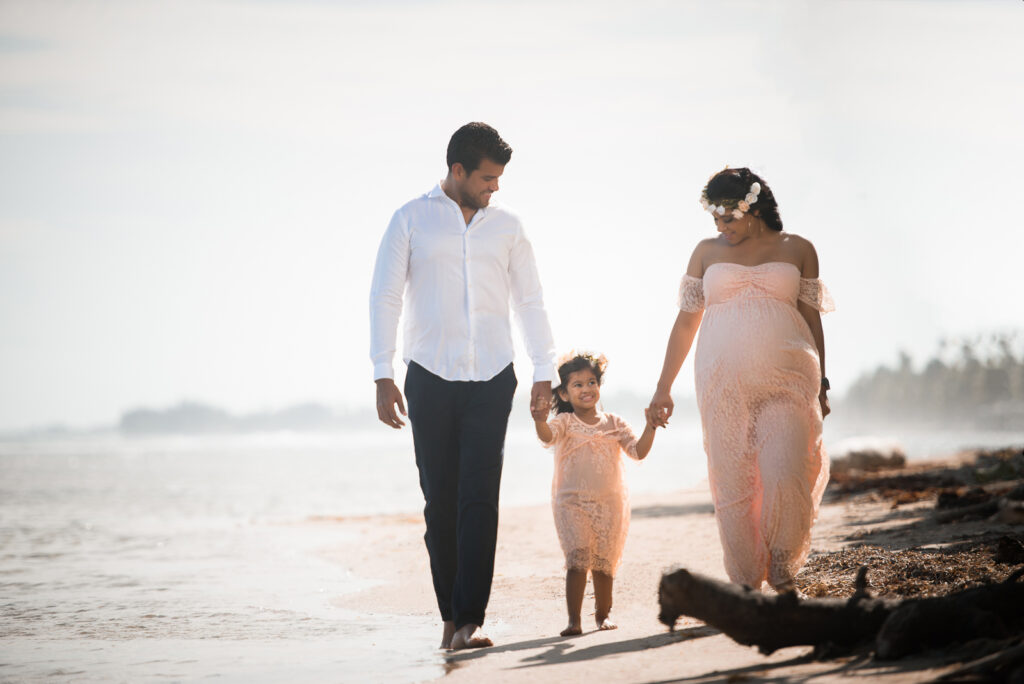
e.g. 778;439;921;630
745;192;757;204
750;182;761;195
715;205;725;216
732;209;744;219
738;200;750;212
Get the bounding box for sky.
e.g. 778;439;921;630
1;0;1022;431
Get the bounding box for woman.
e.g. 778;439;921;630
648;167;834;593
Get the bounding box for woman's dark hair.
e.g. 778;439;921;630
703;167;783;232
551;352;607;415
446;122;512;174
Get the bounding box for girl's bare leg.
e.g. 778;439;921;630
592;571;617;630
561;568;587;636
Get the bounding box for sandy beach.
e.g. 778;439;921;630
331;451;1024;683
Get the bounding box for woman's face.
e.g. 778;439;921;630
713;212;758;244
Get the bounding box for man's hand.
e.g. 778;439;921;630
529;381;552;421
376;378;407;429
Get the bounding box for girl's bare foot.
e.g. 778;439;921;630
440;620;456;649
560;621;582;637
596;614;617;631
449;623;492;650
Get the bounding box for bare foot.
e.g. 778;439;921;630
449;623;493;650
596;615;617;631
440;620;456;649
560;622;582;637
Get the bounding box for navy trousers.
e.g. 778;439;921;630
404;361;517;629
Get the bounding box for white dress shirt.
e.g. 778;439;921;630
370;183;556;384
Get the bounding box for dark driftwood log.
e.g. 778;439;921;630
657;566;897;655
658;566;1024;658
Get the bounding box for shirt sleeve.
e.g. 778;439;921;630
610;414;641;461
798;278;835;313
369;209;411;380
508;222;557;383
677;275;705;312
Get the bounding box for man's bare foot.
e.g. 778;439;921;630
440;620;456;649
560;621;582;637
596;615;617;631
449;623;492;650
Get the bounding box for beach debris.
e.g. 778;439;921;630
799;542;1023;598
994;536;1024;565
827;447;1024;515
831;448;906;475
657;566;1024;660
936;639;1024;682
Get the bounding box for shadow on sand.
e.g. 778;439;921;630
642;649;963;683
443;625;719;670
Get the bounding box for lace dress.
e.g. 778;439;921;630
678;261;834;589
540;412;641;576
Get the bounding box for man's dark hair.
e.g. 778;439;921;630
446;122;512;174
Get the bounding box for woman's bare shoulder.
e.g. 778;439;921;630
780;233;820;276
688;237;722;276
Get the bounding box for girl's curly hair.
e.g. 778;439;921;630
551;352;608;415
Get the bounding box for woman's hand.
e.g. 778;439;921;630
819;389;831;419
648;389;674;428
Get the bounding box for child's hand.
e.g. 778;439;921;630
531;402;550;422
644;408;661;430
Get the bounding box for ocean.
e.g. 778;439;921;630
2;422;1022;681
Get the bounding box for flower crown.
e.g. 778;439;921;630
700;181;761;220
555;350;608;376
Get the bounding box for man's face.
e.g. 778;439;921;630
455;158;504;210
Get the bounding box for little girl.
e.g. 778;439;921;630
532;352;658;636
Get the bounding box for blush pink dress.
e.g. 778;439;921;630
540;412;641;576
678;261;834;589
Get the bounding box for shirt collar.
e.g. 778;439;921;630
428;182;488;222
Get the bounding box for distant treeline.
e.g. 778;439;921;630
843;332;1024;429
119;401;373;434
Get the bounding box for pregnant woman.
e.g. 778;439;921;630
648;167;834;593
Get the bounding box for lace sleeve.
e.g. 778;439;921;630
798;278;835;313
677;275;705;313
539;413;566;448
609;414;641;461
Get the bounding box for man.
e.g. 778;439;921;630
369;122;556;650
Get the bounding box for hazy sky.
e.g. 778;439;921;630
1;0;1022;431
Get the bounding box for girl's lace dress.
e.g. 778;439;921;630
678;262;834;588
540;412;641;576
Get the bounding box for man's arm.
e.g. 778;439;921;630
508;224;557;401
369;210;410;428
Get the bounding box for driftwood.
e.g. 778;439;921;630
658;566;1024;659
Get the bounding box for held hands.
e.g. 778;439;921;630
529;381;552;422
648;388;673;429
375;378;406;429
